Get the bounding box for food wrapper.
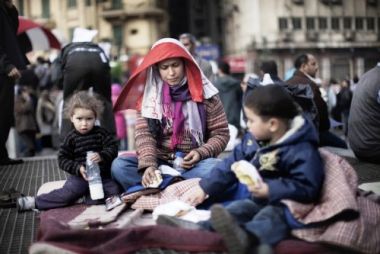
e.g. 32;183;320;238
147;170;163;188
231;160;262;188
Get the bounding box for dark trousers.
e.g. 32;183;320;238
18;130;36;157
0;76;15;160
201;199;290;246
60;53;115;141
35;175;121;210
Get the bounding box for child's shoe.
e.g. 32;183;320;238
16;196;35;212
210;204;252;254
105;195;123;211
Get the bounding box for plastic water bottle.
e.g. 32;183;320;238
173;151;185;173
86;151;104;200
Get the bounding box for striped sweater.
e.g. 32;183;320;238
136;94;229;170
58;126;118;178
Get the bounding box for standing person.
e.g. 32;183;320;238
0;0;28;165
17;91;121;211
14;86;39;157
259;60;282;83
179;33;214;80
111;38;229;191
157;85;324;253
348;64;380;164
214;60;242;130
36;89;56;149
56;41;116;141
335;79;352;137
287;53;347;148
111;83;127;150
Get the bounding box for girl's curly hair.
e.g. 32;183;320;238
64;90;104;119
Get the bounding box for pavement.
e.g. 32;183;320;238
0;148;379;254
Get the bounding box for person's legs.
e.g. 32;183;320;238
35;175;89;210
18;131;36;157
0;76;14;160
111;156;142;191
181;158;221;179
319;130;347;148
244;205;290;245
102;178;122;197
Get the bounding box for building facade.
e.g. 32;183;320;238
222;0;380;80
15;0;169;56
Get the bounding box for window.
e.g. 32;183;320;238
367;17;375;30
17;0;24;15
306;17;315;30
86;0;92;6
355;17;364;30
331;17;340;30
343;17;351;29
111;0;123;9
319;17;328;30
42;0;50;18
279;18;288;30
67;0;77;8
292;17;302;30
113;25;123;48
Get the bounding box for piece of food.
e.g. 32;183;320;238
148;170;163;188
231;160;262;187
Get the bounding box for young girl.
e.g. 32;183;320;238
158;84;325;254
17;91;121;211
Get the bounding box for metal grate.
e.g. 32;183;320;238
0;156;67;254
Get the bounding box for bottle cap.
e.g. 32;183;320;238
175;151;184;158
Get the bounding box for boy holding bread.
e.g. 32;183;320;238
158;84;325;254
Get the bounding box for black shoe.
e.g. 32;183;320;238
0;188;24;208
156;215;204;230
0;158;24;166
210;204;251;254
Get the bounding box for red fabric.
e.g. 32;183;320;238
17;16;61;50
114;41;203;112
36;219;226;253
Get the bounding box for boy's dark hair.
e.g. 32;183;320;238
218;60;230;75
294;54;309;69
260;60;278;76
244;85;299;120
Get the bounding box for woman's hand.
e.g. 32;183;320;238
142;166;160;187
247;182;269;199
182;150;201;169
181;184;207;206
79;166;88;181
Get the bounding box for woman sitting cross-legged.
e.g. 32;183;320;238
111;38;230;191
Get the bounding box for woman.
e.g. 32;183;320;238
111;38;229;191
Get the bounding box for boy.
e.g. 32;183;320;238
158;85;324;254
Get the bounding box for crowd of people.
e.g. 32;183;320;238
2;1;380;253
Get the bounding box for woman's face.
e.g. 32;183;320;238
157;57;185;86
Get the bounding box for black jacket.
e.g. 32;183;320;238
0;3;27;75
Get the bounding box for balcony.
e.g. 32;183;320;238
101;3;165;22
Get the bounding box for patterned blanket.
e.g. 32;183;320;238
282;148;380;254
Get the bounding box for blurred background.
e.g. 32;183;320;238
15;0;380;81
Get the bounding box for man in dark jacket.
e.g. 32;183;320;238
348;64;380;164
0;0;28;165
214;60;242;130
287;54;346;148
55;42;116;141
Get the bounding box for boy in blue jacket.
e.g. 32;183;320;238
158;84;325;254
